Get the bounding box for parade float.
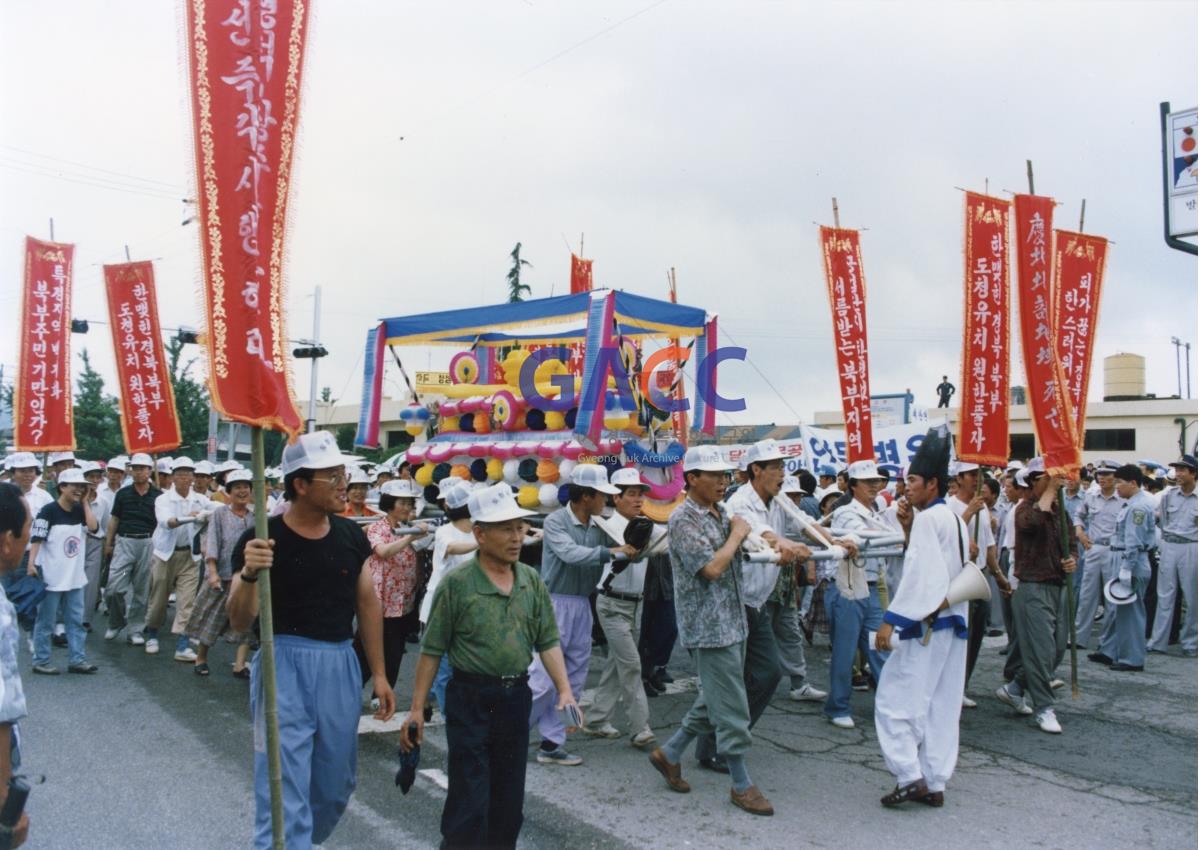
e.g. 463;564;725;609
355;288;719;523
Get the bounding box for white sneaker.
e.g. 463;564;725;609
631;729;657;749
994;683;1033;716
129;632;146;646
104;627;121;641
174;647;198;662
144;638;160;655
1035;708;1062;734
581;722;621;739
962;695;978;708
1049;678;1065;690
829;715;855;729
789;682;828;702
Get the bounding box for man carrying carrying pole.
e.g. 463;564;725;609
228;431;395;849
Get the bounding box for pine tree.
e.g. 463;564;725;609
73;349;124;459
506;243;533;302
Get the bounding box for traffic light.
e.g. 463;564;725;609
70;319;89;334
293;344;328;359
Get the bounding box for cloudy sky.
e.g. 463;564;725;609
2;0;1196;432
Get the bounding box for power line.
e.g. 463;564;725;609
0;143;183;190
0;160;184;201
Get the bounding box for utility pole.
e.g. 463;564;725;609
307;285;322;433
1172;337;1183;397
1187;342;1192;398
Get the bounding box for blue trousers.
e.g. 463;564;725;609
251;636;362;850
33;587;85;667
431;655;453;710
1098;577;1148;668
822;583;884;718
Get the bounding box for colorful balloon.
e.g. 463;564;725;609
516;484;540;509
536;458;559;483
450;351;480;384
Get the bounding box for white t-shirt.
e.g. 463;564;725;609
421;523;477;624
20;487;53;552
31;501;88;591
948;494;995;552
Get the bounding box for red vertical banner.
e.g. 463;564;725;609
570;254;593;294
1013;195;1079;475
820;227;874;463
185;0;306;434
957;193;1011;465
104;262;183;454
1053;231;1108;446
15;236;74;451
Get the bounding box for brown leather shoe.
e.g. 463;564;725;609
649;748;690;793
918;791;945;807
880;778;929;807
730;784;774;816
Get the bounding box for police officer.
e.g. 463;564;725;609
1148;455;1197;656
1091;465;1156;671
1072;460;1122;649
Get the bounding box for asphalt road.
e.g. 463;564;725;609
14;615;1197;849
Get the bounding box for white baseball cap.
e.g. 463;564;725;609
469;482;534;524
280;431;344;475
347;468;371;486
107;456;128;472
610;467;648;490
1025;457;1046;477
194;460;215;476
442;480;472;510
438;476;465;501
47;451;76;466
815;485;841;507
57;468;87;485
683;445;734;473
743;439;786;467
382;479;423;500
129;453;154;468
171;457;196;473
156;459;173;473
79;461;103;476
781;475;802;494
847;460;885;481
225;469;252;487
6;452;39;470
570;463;620;495
953;461;980;475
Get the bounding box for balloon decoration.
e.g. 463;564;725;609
557;483;571;505
473;412;491;434
458;413;475;432
502;459;522;484
544;410;566;431
450;463;471;481
517;484;540;509
450;351;480;384
517;458;539;483
492;391;521;431
538;483;560;507
469;459;489;481
565;407;578;429
641;463;685;502
399;403;431;437
501;349;529;386
414;462;435;487
533;357;567;387
525;408;546;431
427;444;454;463
536;441;565;459
536;458;559;483
603;392;632;431
439;400;461;418
432;463;452;483
468;442;489;458
406;445;428;465
558;459;577;482
562;441;585;461
485;458;504;481
622;439;685;468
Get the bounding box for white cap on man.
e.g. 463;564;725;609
954;461;980;475
195;460;215;476
6;452;39;470
280;431;344;476
347;467;371;487
225;469;252;487
57;468;87;486
441;480;472;510
129;453;153;468
468;482;534;524
683;445;735;473
172;457;196;473
47;451;76;467
743;439;786;467
570;463;621;495
781;475;803;494
79;461;102;476
157;459;173;474
108;456;128;472
847;460;885;481
610;467;648;490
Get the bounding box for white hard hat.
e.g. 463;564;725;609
129;453;154;468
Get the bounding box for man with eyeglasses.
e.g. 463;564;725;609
228;431;395;850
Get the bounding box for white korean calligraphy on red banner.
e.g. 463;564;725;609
15;236;74;451
1053;231;1108;445
104;262;182;454
820;227;874;463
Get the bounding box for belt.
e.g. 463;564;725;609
1163;532;1196;545
452;669;529;688
600;589;642;603
118;532;151;540
174;545;192;551
1091;537;1111;547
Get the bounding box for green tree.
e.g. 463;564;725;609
73;349;124;459
167;336;211;457
335;423;356;451
506;242;533;302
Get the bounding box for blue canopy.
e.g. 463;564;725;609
379;289;707;346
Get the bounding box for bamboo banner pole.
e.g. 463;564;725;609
251;427;285;848
1059;487;1080;698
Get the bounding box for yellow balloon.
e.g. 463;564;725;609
533;358;568;386
485;458;504;480
517;484;541;509
414;462;435;487
405;423;424;436
544;410;566;431
501;349;530;386
604;413;630;431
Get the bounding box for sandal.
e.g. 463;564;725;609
232;667;250;680
194;663;210;677
918;791;945;807
880;779;929;807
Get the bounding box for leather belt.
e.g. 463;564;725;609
174;545;192;551
600;589;642;603
452;669;530;688
118;533;151;540
1091;537;1111;546
1163;532;1196;545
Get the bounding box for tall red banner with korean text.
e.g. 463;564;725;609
957;193;1011;466
185;0;306;435
15;236;75;451
820;227;874;463
1013;195;1080;475
570;253;593;294
104;262;183;454
1053;231;1108;446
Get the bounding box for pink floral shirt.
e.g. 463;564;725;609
366;518;420;618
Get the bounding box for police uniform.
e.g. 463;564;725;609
1072;478;1123;648
1148;473;1197;654
1097;490;1157;669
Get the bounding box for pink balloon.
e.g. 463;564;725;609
406;446;427;464
439;400;460;417
426;444;454;462
490;443;514;460
561;440;585;460
468;442;490;458
537;441;565;458
642;464;685;501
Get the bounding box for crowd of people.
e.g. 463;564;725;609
0;432;1194;848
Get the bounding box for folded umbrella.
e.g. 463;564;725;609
395;723;421;795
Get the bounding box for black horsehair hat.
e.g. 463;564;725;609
908;424;951;486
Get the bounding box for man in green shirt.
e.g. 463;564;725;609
402;483;575;850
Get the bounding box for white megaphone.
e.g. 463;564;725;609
944;562;993;607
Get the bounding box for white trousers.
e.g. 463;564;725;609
1148;540;1197;652
874;629;967;793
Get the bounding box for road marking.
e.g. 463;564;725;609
419;768;449;790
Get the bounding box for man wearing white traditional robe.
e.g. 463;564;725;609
874;464;970;807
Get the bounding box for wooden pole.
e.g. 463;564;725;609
49;218;54;241
1059;488;1080;698
580;233;584;259
251;427;286;848
1026;160;1035;194
125;244;132;262
1079;199;1087;232
832;197;841;228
